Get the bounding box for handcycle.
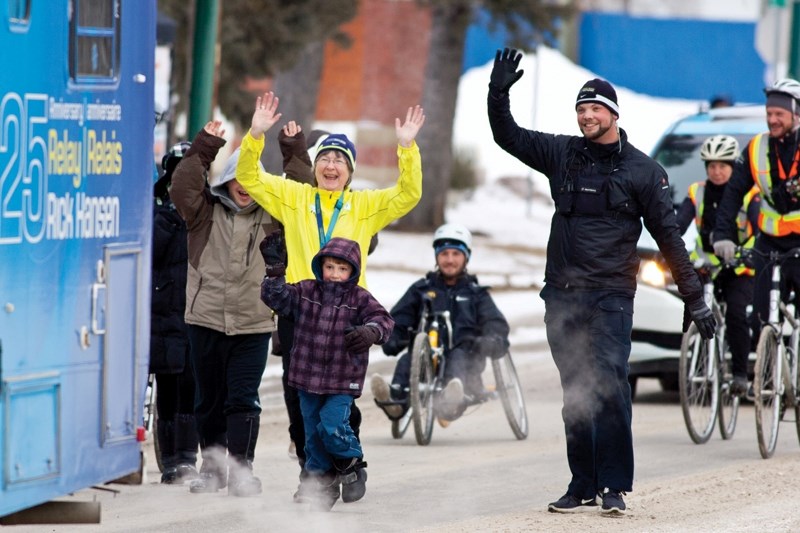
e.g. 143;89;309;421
750;246;800;459
381;293;529;446
678;254;749;444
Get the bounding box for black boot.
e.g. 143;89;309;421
308;470;340;512
226;412;262;497
333;457;368;503
189;442;227;494
156;419;178;484
174;414;199;483
293;466;311;503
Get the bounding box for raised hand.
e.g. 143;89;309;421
259;230;287;278
282;121;302;138
250;92;282;139
203;120;226;138
489;47;524;94
395;105;425;148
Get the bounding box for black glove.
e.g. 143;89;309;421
345;325;382;353
682;297;716;340
475;335;506;360
382;333;407;356
259;230;287;277
489;48;524;94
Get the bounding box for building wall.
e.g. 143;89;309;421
578;12;767;103
316;0;431;182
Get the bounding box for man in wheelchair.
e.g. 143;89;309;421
371;223;510;423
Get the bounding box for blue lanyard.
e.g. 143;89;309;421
315;192;344;247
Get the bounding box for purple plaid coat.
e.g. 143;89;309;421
261;237;394;396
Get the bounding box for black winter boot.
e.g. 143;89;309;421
174;414;199;483
293;467;311;503
334;457;368;503
189;445;227;493
308;471;340;512
156;419;178;484
226;412;262;497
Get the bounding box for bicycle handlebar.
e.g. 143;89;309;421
743;246;800;264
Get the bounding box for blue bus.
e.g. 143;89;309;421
0;0;155;518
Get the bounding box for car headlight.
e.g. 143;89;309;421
638;259;667;288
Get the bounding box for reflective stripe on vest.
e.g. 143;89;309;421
750;133;800;236
688;181;755;276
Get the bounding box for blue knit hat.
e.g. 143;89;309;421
315;133;356;171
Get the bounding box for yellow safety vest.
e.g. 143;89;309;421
687;181;756;277
749;132;800;236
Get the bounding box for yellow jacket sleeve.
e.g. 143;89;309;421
351;141;422;234
235;132;309;223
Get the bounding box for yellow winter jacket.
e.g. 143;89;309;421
236;132;422;287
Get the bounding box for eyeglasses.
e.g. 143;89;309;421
317;157;348;168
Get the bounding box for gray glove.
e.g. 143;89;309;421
713;239;736;262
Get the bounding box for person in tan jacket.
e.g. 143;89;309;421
170;120;278;497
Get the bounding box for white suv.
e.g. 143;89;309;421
629;105;765;396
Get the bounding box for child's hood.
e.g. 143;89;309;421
311;237;361;283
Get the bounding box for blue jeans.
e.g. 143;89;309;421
541;284;635;496
298;391;363;474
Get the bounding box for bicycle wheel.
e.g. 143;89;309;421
678;323;719;444
391;408;412;439
409;332;435;445
716;327;740;440
491;352;528;440
754;325;783;459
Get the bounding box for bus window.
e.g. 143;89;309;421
68;0;120;83
8;0;31;25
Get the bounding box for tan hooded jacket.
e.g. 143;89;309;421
170;129;278;335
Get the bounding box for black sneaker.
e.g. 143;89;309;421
730;375;748;397
547;493;598;513
600;488;626;515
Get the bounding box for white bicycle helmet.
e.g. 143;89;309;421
433;223;472;259
700;135;739;162
764;78;800;100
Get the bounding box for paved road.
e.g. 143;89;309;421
9;350;800;532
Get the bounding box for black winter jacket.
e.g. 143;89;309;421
149;197;189;374
382;271;510;356
487;91;702;301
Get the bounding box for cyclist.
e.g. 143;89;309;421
714;79;800;354
676;135;759;395
370;223;510;424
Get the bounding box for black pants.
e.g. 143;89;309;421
752;236;800;331
278;316;361;467
713;269;754;378
155;356;196;421
391;345;486;395
187;325;270;454
541;284;635;496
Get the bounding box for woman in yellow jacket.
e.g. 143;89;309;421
236;91;425;288
236;91;424;502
